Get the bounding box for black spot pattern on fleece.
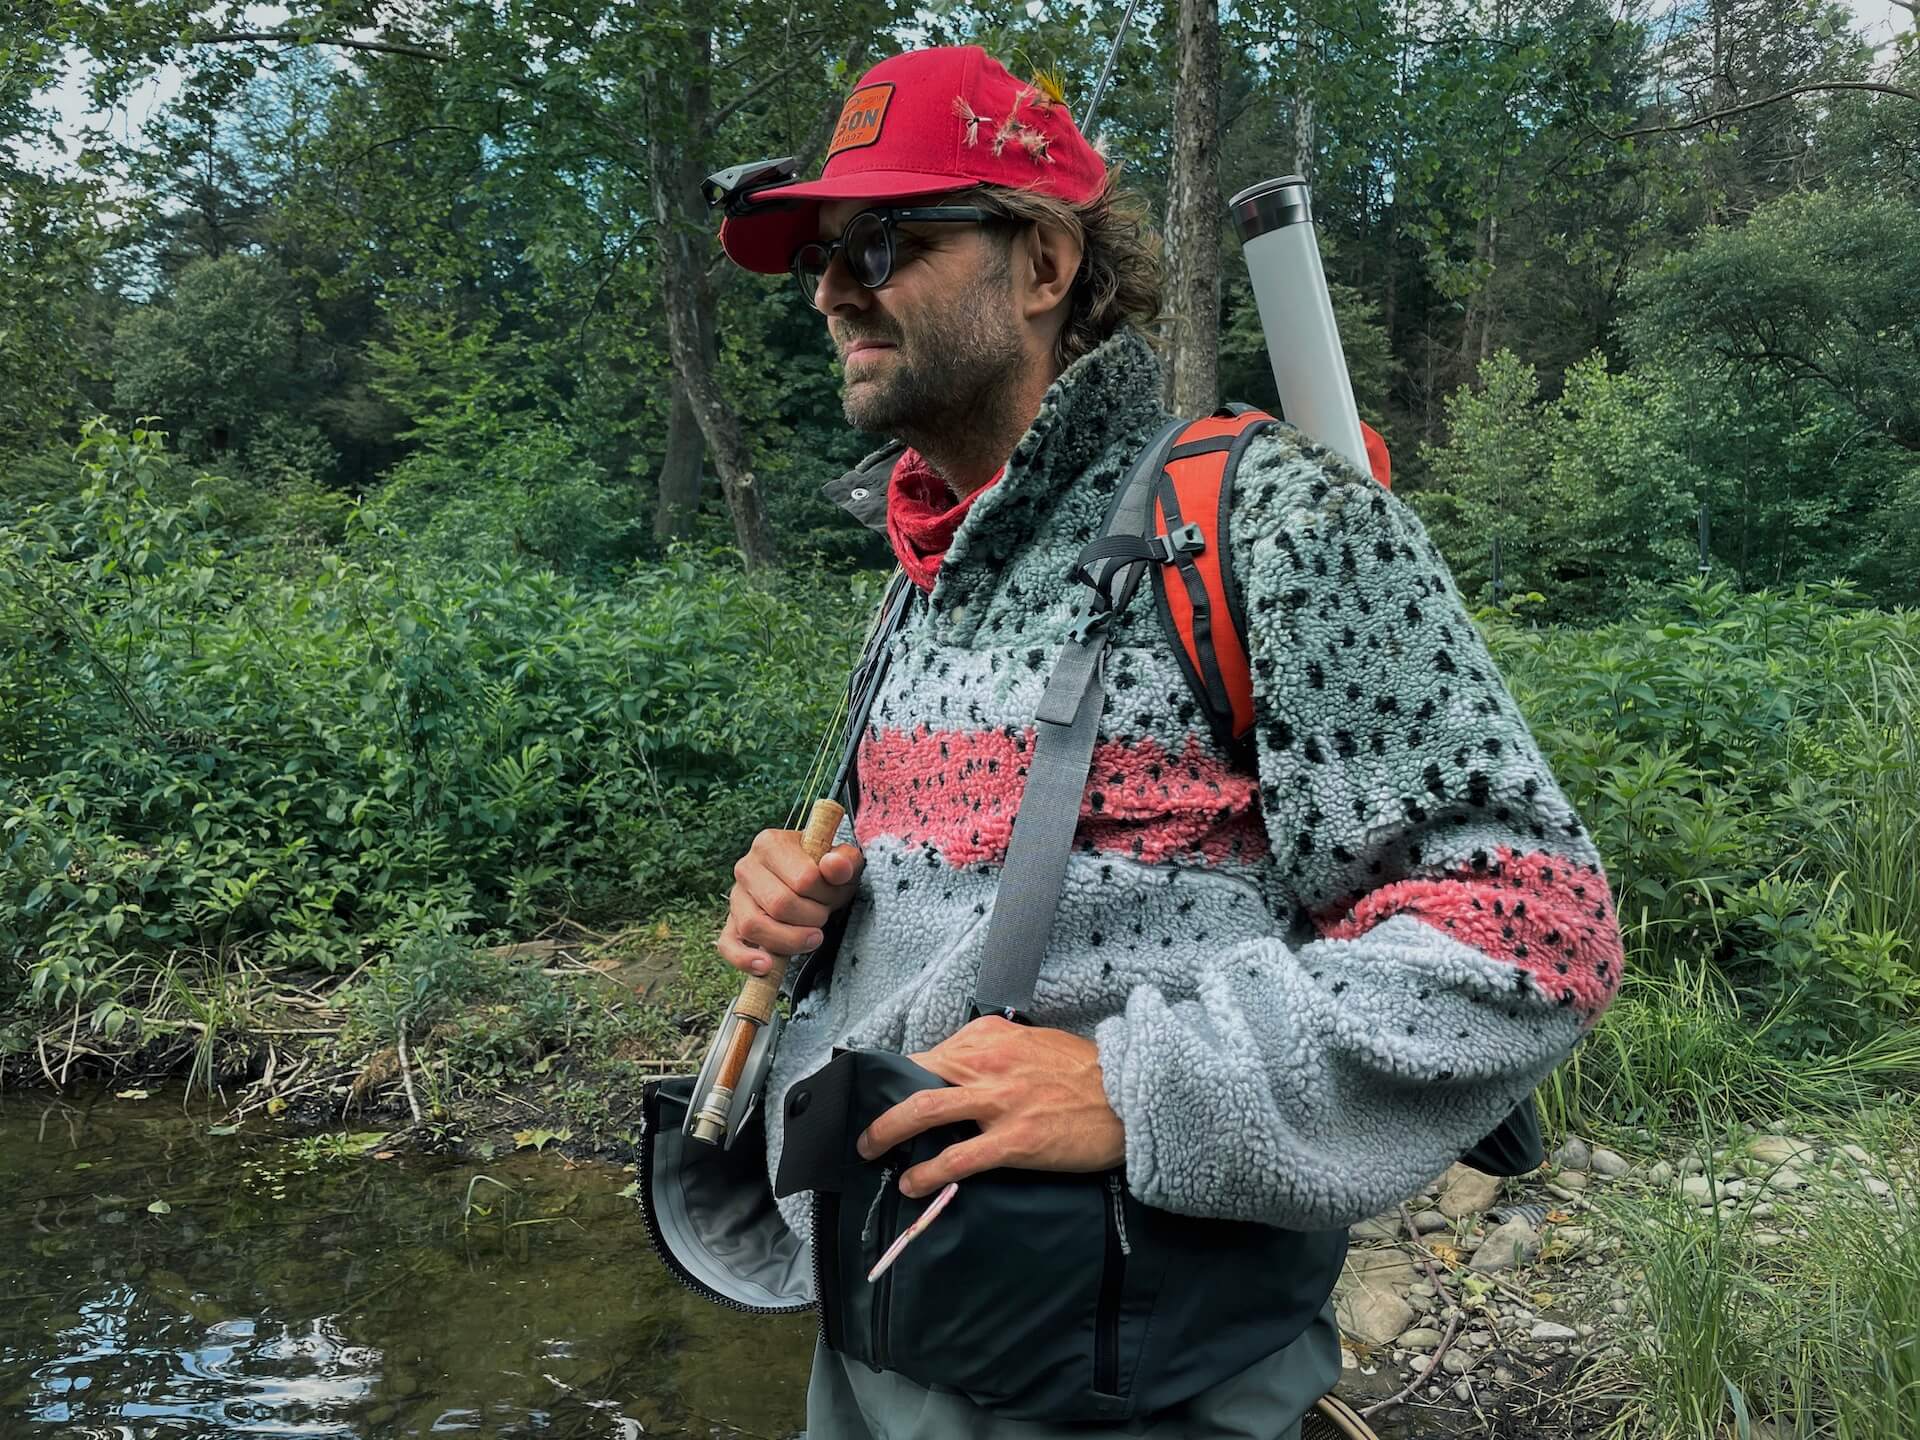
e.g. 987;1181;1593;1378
1222;427;1586;920
767;330;1620;1239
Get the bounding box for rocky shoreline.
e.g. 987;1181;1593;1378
1326;1126;1915;1436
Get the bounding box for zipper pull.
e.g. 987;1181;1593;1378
1107;1173;1131;1256
861;1167;895;1246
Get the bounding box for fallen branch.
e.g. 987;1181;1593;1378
1357;1204;1470;1418
396;1028;424;1124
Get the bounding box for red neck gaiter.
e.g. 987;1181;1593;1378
884;448;1003;592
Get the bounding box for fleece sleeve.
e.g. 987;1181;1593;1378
1094;427;1624;1229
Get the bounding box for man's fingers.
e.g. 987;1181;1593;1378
858;1085;983;1159
816;842;865;890
715;911;774;974
724;887;819;970
899;1134;1003;1198
750;830;858;906
733;854;832;934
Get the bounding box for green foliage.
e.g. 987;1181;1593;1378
1416;349;1702;620
1597;1102;1920;1440
358;425;641;575
110;254;308;458
1483;578;1920;1054
1;423;882;1019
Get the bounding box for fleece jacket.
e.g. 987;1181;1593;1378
767;328;1624;1236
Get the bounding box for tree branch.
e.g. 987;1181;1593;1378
193;31;449;62
1612;80;1918;138
709;60;805;132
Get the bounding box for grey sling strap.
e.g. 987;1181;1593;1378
972;421;1186;1019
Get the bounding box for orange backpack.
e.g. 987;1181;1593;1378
1072;406;1392;753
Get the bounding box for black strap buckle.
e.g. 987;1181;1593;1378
1146;522;1205;563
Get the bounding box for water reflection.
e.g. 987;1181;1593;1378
0;1092;814;1437
28;1300;378;1434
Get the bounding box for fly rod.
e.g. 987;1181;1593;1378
687;796;846;1145
683;570;912;1148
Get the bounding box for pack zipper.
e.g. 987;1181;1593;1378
1096;1172;1131;1395
869;1168;902;1372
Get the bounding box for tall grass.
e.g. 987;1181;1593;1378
1595;1101;1920;1440
1541;936;1920;1139
1797;648;1920;963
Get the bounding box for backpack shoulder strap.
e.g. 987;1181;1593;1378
1149;409;1278;752
1077;410;1393;755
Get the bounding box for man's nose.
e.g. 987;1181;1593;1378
814;249;870;315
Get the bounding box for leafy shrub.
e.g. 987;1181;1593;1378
357;425;641;574
1484;578;1920;1053
1;423;883;1018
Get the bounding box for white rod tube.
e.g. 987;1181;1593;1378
1228;176;1371;477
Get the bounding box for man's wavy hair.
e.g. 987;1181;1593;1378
952;174;1165;371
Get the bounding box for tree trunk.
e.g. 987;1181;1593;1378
654;376;707;543
1162;0;1222;417
647;28;780;570
1292;21;1316;182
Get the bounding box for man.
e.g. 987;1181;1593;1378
712;44;1623;1439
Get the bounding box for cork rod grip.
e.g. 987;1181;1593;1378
727;798;846;1028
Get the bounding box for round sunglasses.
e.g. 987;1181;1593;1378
790;206;1002;309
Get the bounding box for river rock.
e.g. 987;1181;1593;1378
1836;1143;1872;1167
1411;1208;1451;1234
1397;1326;1444;1349
1337;1284;1415;1346
1351;1214;1401;1242
1680;1176;1718;1204
1747;1135;1815;1166
1553;1169;1591;1191
1470;1217;1539;1272
1440;1349;1475;1375
1750;1231;1788;1248
1589;1146;1631;1177
1648;1160;1674;1184
1552;1137;1592;1170
1530;1320;1579;1342
1765;1168;1808;1192
1342;1248;1420;1292
1453;1380;1474;1402
1437;1163;1504;1219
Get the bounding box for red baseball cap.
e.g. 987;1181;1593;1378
718;46;1109;276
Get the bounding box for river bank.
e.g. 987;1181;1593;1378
5;919;1917;1439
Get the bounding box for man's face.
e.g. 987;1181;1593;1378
811;197;1026;441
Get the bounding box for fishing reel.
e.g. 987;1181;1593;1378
684;1001;782;1148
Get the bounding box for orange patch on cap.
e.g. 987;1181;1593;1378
827;83;895;161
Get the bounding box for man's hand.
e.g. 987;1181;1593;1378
717;828;865;976
856;1016;1125;1197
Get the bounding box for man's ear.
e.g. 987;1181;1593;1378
1016;220;1084;325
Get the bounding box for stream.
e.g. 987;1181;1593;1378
0;1088;815;1437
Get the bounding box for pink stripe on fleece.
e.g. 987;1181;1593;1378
853;725;1270;867
1316;846;1623;1026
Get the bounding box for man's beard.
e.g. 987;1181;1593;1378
837;267;1026;449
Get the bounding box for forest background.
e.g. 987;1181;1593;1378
2;0;1918;1100
4;5;1920;1430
